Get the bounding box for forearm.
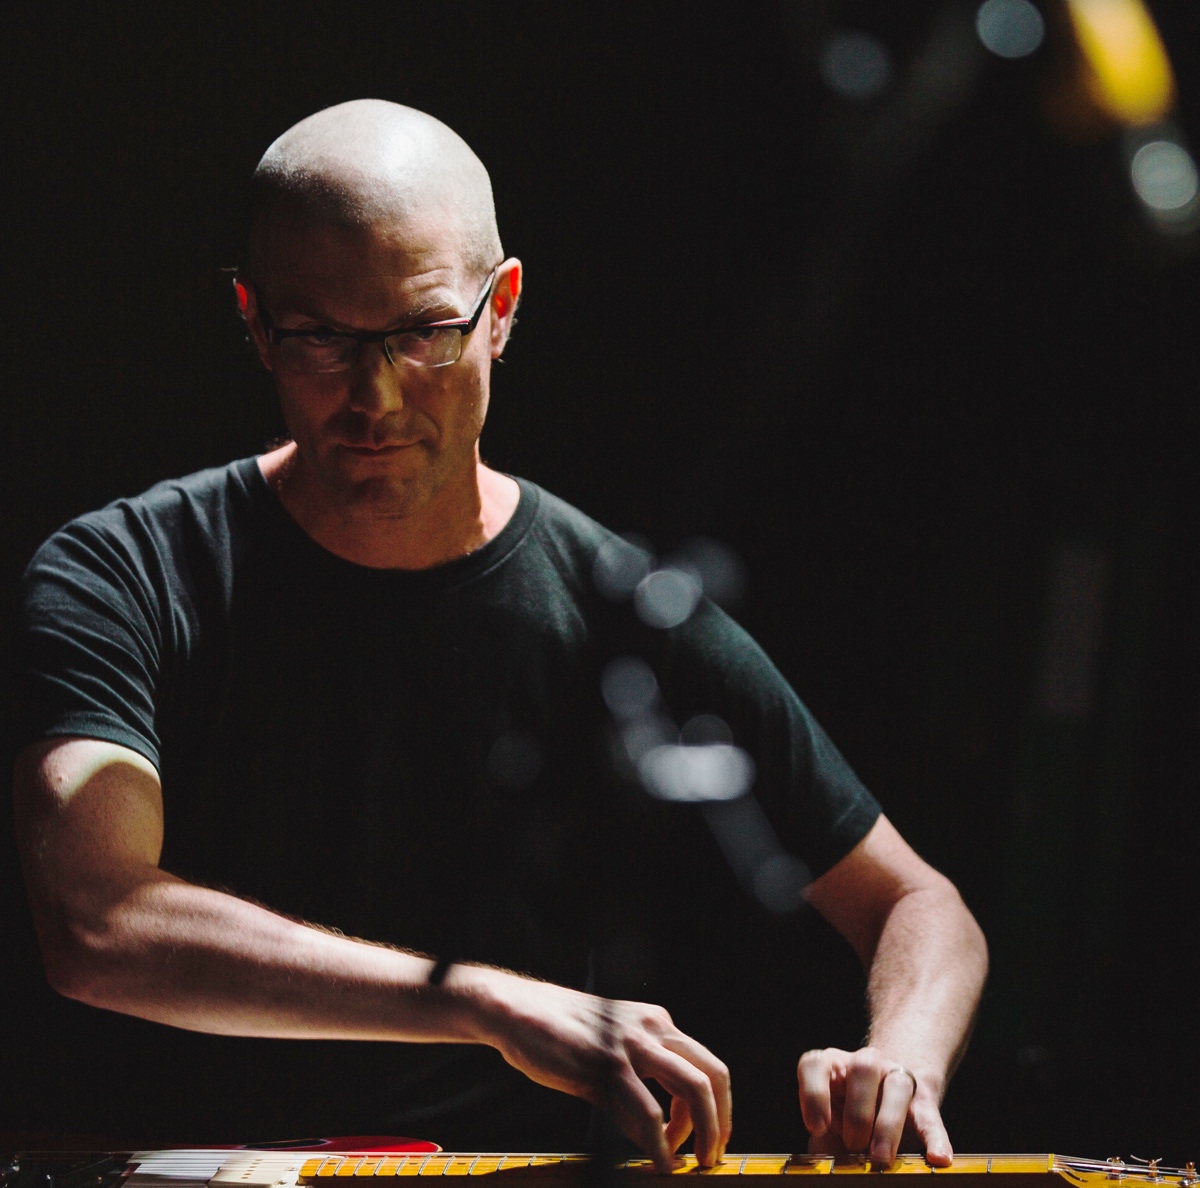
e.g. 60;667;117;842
17;739;732;1170
863;880;988;1097
42;866;732;1169
42;865;505;1043
17;738;518;1046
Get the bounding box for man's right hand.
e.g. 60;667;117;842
465;973;731;1171
14;737;730;1173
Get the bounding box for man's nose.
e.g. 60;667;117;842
347;341;406;415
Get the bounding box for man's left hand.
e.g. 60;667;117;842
797;1046;952;1167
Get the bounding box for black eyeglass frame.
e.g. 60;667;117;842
252;266;500;370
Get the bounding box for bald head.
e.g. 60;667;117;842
248;99;502;284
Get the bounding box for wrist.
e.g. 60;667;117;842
868;1042;947;1102
894;1061;946;1104
431;962;521;1048
912;1068;945;1103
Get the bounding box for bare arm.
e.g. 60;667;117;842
798;815;988;1165
14;737;730;1168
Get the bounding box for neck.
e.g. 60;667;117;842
258;442;520;569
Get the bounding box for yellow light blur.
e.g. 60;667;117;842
1066;0;1175;126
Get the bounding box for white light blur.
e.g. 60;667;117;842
1130;139;1199;213
601;655;659;722
677;537;747;608
634;567;703;629
680;713;734;746
620;717;674;766
818;30;892;102
976;0;1045;59
700;797;809;915
752;853;811;914
593;534;654;600
638;743;755;803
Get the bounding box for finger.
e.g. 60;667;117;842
807;1129;848;1157
840;1056;884;1154
797;1048;842;1138
611;1067;673;1173
869;1070;915;1165
635;1045;720;1166
912;1099;953;1167
664;1094;693;1155
663;1034;732;1153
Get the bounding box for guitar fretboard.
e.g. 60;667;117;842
293;1156;1197;1184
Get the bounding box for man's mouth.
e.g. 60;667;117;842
339;441;420;456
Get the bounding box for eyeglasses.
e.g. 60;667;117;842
254;267;499;375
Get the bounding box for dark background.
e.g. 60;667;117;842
2;0;1197;1164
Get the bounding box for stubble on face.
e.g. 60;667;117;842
259;216;493;531
292;364;488;526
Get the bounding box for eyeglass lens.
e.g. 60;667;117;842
277;327;464;375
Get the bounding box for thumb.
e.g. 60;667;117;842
912;1100;953;1166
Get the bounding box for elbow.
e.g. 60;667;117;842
26;864;174;1013
970;909;990;984
43;949;99;1004
904;871;990;985
36;912;128;1009
941;876;990;984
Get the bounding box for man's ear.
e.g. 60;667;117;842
490;258;522;360
236;275;274;372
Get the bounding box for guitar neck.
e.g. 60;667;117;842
287;1154;1199;1186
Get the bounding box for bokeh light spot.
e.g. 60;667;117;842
818;30;892;102
1130;140;1199;212
601;655;659;721
593;534;653;600
752;853;811;914
620;717;673;766
976;0;1045;59
638;743;755;803
681;714;734;746
634;567;703;629
1066;0;1174;126
677;537;747;608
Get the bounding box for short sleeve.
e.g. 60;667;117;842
15;514;165;769
659;599;881;878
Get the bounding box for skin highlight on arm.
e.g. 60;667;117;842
13;736;729;1170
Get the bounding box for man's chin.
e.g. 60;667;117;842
340;470;432;520
309;449;431;519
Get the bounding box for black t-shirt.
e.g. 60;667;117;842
16;458;880;1148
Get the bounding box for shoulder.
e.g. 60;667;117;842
28;459;259;567
513;480;774;673
521;481;617;554
22;457;264;612
508;479;631;588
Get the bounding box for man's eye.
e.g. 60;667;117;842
406;327;441;342
301;330;340;345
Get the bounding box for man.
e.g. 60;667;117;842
13;100;986;1168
